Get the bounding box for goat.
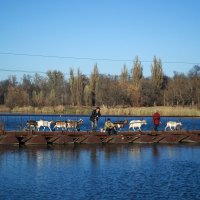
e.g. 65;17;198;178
66;119;84;130
53;121;68;130
36;120;53;131
165;121;182;131
129;120;147;131
25;120;38;131
113;119;128;129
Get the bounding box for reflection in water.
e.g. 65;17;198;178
0;144;197;167
152;145;159;157
0;144;200;200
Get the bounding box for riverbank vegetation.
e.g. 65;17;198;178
0;105;199;116
0;56;199;116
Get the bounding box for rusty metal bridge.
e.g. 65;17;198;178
0;114;199;145
0;130;200;145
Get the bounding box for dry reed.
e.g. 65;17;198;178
0;105;199;116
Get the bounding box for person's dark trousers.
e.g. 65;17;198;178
106;128;111;135
106;128;116;135
106;128;113;135
111;129;117;135
154;124;159;131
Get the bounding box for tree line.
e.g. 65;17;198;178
0;56;200;109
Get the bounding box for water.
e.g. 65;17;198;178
0;144;200;200
0;114;200;131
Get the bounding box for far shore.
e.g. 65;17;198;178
0;105;199;116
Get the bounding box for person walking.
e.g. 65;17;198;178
153;110;161;131
90;107;101;131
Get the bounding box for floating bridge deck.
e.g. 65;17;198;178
0;130;200;145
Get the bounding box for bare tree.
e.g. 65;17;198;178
2;61;200;109
69;68;76;106
89;64;99;106
151;56;163;89
0;80;9;104
188;65;200;106
140;78;155;106
32;90;44;107
76;68;84;106
165;72;193;106
46;70;65;105
5;85;29;108
130;56;143;106
84;85;90;106
21;74;33;106
151;56;164;105
120;64;128;84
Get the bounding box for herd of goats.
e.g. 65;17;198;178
24;118;182;132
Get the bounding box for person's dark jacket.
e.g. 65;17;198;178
90;109;101;122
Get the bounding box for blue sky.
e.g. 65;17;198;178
0;0;200;80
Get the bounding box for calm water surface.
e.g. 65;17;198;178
0;144;200;200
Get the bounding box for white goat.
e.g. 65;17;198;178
129;120;147;131
36;120;53;131
165;121;182;131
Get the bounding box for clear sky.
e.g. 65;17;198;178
0;0;200;80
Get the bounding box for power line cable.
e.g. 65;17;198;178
0;52;132;62
0;51;199;65
0;67;138;77
0;67;91;76
0;68;46;74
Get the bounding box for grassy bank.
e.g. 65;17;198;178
0;105;199;116
100;106;200;116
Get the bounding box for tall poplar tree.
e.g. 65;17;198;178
120;64;128;84
89;64;99;106
132;56;143;88
151;56;163;90
69;68;76;106
130;56;143;106
151;56;164;105
46;70;64;105
76;68;84;106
